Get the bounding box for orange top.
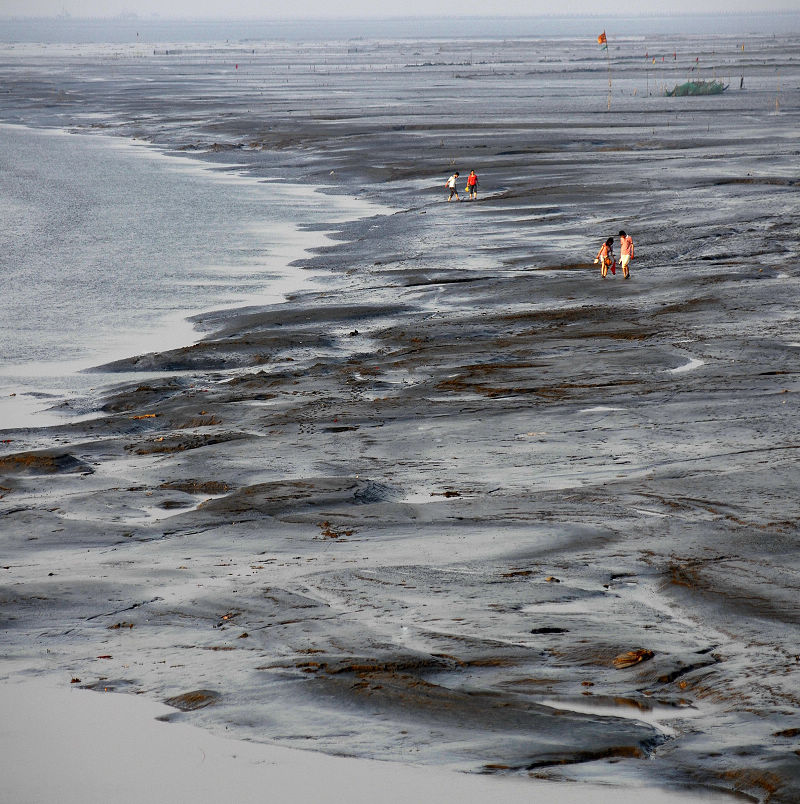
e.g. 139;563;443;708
620;235;634;257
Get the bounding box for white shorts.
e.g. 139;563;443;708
620;254;631;268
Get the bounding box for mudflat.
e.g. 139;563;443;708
1;28;799;803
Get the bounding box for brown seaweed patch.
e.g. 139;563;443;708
720;767;783;800
437;374;637;399
0;452;93;475
773;728;800;738
159;480;231;495
318;521;355;539
164;689;220;711
613;649;655;669
526;744;647;770
175;416;223;429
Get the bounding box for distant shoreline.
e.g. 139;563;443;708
1;12;799;42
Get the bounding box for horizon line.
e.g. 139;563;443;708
2;9;799;22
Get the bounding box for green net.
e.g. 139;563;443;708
666;80;728;96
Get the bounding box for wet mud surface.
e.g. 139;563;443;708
2;32;800;802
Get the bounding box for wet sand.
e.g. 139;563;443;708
2;678;738;804
2;29;799;803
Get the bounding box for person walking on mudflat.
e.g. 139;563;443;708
619;230;634;279
466;170;478;200
594;236;616;278
446;171;460;202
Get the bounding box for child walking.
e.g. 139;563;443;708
594;237;616;278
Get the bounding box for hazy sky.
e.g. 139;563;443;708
2;0;795;18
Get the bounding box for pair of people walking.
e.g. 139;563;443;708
445;170;478;201
595;230;634;279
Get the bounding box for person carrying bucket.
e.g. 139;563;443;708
594;237;616;278
466;170;478;200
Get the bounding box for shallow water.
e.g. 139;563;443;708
0;124;379;426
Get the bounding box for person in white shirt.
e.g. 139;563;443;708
445;172;460;202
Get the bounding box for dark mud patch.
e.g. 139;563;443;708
126;432;248;455
308;667;662;769
79;678;138;692
193;303;410;339
101;380;188;414
196;476;400;520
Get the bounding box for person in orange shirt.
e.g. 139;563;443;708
618;230;634;279
594;237;616;278
466;170;478;200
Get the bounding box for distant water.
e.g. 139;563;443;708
1;13;799;44
0;124;375;428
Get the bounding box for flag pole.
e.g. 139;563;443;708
598;31;612;110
